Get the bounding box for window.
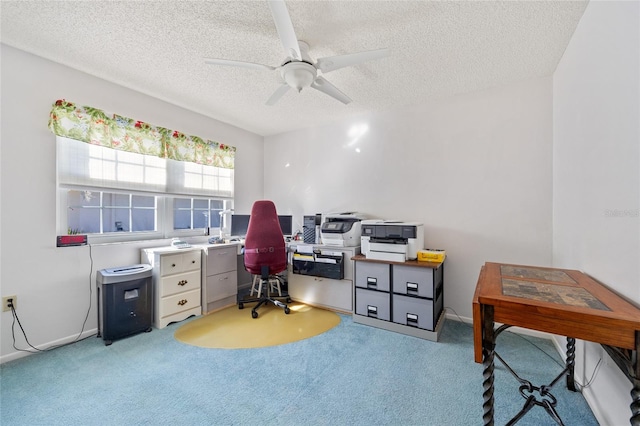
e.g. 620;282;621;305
49;100;236;244
67;190;157;234
173;198;224;230
57;136;233;242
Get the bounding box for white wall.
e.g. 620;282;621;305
553;1;640;425
264;76;554;320
0;45;265;361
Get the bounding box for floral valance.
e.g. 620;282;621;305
48;100;235;169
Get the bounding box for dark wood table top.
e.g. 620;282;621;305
473;262;640;363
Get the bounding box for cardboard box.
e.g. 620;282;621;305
417;249;446;263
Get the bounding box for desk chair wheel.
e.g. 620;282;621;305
238;302;244;309
284;306;290;314
252;310;258;319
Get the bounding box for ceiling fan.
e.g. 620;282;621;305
204;0;389;106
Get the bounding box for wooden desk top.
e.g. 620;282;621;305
473;262;640;363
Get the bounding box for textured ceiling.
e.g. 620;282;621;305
1;0;588;136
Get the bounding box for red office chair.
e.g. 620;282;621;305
238;200;291;318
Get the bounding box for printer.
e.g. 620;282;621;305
320;212;367;247
361;220;424;262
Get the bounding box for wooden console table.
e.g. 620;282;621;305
472;262;640;425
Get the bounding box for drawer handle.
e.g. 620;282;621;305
177;299;188;306
367;305;378;318
219;276;228;281
171;263;176;268
192;260;196;264
178;280;188;286
407;313;419;327
407;282;419;293
366;277;377;288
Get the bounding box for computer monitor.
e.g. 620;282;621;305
230;214;293;237
230;214;251;237
278;215;293;237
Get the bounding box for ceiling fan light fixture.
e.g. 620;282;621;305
281;61;317;92
204;3;388;105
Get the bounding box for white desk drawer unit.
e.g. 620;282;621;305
159;270;200;297
201;244;238;314
159;288;201;317
160;250;201;276
142;247;202;329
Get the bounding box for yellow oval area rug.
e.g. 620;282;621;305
174;302;341;349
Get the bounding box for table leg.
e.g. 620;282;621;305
601;333;640;425
631;377;639;426
632;331;639;426
566;337;576;391
482;305;496;426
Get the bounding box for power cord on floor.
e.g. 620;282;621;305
444;306;602;390
10;244;97;353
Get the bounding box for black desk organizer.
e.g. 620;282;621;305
292;251;344;280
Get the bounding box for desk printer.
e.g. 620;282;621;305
320;212;367;247
361;220;424;262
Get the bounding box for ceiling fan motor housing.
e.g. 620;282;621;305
281;61;317;92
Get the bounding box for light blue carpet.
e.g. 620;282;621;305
0;314;598;425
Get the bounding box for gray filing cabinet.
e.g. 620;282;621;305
353;255;444;341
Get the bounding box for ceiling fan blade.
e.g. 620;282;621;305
311;77;352;105
316;48;389;74
266;84;291;106
267;0;301;60
204;58;276;71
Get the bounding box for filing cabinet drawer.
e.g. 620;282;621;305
159;270;200;297
355;262;391;292
206;247;237;275
393;264;435;298
392;294;435;330
160;251;201;275
205;271;237;302
355;288;390;321
160;288;201;318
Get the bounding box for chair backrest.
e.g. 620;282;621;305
243;200;287;276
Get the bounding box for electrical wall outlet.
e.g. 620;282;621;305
2;295;17;312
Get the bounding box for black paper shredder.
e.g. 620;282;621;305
97;264;153;345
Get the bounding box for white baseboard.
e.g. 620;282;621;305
1;328;98;364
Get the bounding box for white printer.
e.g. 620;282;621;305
320;212;367;247
361;220;424;262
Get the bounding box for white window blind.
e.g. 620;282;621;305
57;136;234;198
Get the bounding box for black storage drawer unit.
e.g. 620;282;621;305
355;288;391;321
97;264;153;345
292;253;344;280
393;264;441;298
392;282;443;330
355;261;391;292
353;255;445;340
